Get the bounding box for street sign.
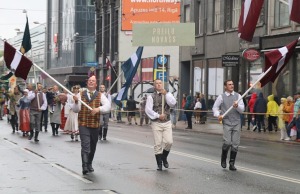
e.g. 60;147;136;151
157;55;168;65
222;55;239;67
86;62;98;67
154;69;167;82
132;23;195;46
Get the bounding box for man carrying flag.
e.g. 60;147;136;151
145;79;176;171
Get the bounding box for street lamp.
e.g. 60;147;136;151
33;21;47;85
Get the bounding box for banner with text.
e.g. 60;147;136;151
122;0;180;31
132;23;195;46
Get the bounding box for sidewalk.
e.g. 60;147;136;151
112;116;300;145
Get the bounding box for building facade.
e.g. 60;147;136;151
46;0;96;87
180;0;300;104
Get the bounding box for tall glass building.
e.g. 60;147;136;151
46;0;96;87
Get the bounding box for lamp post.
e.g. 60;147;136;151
33;21;47;86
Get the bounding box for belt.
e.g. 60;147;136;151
151;115;170;123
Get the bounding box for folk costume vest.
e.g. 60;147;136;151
30;92;44;111
220;93;241;125
78;90;101;128
151;92;170;123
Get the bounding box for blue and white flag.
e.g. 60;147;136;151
114;47;143;106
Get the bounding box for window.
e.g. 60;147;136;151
275;0;290;27
213;0;223;31
184;5;191;23
208;59;224;97
195;1;202;35
231;0;241;28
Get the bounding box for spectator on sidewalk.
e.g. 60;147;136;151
253;93;267;132
139;94;149;126
200;93;207;124
283;96;294;140
194;98;201;124
180;93;187;123
267;94;279;132
248;93;257;131
212;80;245;171
184;95;194;129
278;98;288;140
293;92;300;142
126;96;137;125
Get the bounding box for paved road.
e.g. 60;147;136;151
1;118;300;194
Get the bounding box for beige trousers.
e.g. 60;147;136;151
151;121;173;154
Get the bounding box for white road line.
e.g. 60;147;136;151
110;137;300;185
112;128;191;140
239;146;247;149
3;138;93;184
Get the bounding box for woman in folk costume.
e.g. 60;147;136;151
278;98;288;140
49;85;61;136
8;86;22;133
18;89;31;136
64;86;80;141
59;90;69;131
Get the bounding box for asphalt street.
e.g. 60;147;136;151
1;117;300;194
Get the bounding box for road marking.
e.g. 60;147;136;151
239;146;247;149
112;128;191;140
3;138;93;184
110;137;300;185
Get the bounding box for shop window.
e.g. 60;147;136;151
208;59;224;98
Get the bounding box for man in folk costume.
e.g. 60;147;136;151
212;80;245;171
27;83;48;142
72;76;110;174
145;79;176;171
98;84;111;141
49;85;61;136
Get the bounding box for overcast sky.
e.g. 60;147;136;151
0;0;47;40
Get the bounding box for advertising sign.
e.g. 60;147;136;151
222;55;239;67
121;0;180;31
242;48;260;62
132;23;195;46
154;69;167;82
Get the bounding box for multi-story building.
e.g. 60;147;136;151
46;0;96;87
180;0;300;103
7;25;46;85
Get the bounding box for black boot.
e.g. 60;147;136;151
28;130;34;140
81;152;89;175
103;127;108;140
229;151;237;171
99;127;102;140
87;152;95;172
221;148;229;168
162;150;170;168
155;154;163;171
34;132;39;142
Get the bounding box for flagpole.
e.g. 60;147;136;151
32;62;93;110
31;50;40;109
221;66;272;118
162;49;165;114
107;72;123;94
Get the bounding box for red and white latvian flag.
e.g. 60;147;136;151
4;42;32;80
260;38;299;87
289;0;300;24
238;0;264;42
